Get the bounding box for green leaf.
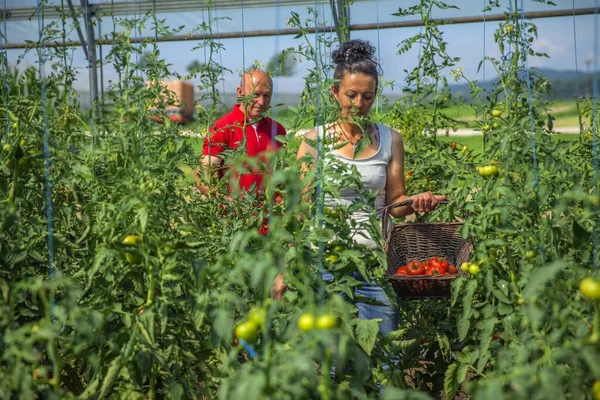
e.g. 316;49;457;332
476;317;497;372
491;288;511;304
451;276;466;307
457;363;469;384
353;318;379;356
98;355;122;399
87;246;114;289
458;279;478;341
212;308;233;344
444;362;460;400
167;382;184;400
381;387;432;400
582;350;600;376
380;327;408;346
572;220;591;248
523;261;565;299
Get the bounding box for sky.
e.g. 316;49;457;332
2;0;599;100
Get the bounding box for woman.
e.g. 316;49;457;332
296;39;446;335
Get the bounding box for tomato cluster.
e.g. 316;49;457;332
394;257;458;276
297;312;337;332
234;307;267;344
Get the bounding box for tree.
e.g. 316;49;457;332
186;60;202;74
266;50;297;77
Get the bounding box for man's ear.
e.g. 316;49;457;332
236;86;244;99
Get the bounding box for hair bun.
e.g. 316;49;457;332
332;39;376;65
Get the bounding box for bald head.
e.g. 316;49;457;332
237;69;273;121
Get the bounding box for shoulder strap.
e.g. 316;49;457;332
378;124;393;161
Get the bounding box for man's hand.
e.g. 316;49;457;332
270;273;288;300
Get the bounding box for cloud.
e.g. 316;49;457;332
529;38;569;67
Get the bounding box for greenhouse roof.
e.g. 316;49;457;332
2;0;349;21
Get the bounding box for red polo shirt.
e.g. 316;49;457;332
202;104;286;193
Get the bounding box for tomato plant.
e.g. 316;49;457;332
1;1;598;399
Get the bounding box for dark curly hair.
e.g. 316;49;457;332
331;39;380;90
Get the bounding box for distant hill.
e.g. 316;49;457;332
450;68;598;101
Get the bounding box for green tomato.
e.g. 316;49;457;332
316;314;337;330
235;321;259;343
468;264;480;275
491;109;503;118
482;124;491;132
461;262;470;272
122;235;139;246
2;143;10;152
593;380;600;400
298;313;315;332
248;307;266;328
525;250;535;259
579;277;600;300
326;254;339;263
333;244;345;253
125;252;142;265
478;165;498;178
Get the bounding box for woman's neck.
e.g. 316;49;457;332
335;120;368;138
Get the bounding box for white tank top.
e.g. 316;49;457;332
317;124;393;249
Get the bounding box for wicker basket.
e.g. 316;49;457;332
382;199;473;300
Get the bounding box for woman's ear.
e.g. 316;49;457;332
330;85;338;99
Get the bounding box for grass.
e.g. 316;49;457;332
437;132;580;156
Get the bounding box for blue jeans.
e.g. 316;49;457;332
323;271;400;336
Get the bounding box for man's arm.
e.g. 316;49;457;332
196;122;228;196
194;155;223;196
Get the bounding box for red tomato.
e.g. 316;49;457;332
406;261;425;276
425;264;445;276
395;266;409;276
447;265;458;274
429;257;449;273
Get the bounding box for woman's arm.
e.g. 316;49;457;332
385;128;446;218
295;129;319;200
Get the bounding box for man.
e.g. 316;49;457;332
195;68;286;196
195;68;288;299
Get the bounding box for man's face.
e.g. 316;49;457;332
237;72;273;121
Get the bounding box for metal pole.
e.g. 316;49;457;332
81;0;99;122
65;0;88;61
98;16;104;115
4;7;598;49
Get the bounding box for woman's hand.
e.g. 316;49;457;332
270;273;288;300
410;192;447;212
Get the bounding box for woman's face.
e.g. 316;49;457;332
332;72;377;120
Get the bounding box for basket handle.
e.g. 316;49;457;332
381;198;450;241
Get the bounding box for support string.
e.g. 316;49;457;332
35;0;56;311
592;0;599;273
2;0;9;140
572;0;583;137
519;0;546;267
314;0;325;308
